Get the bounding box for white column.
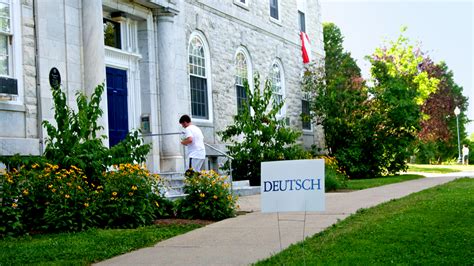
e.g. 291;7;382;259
156;13;184;172
82;0;108;139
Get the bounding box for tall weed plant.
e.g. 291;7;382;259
219;75;310;185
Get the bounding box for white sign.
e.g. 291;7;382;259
261;159;325;213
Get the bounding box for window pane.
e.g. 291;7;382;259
0;3;9;18
103;19;121;49
190;76;208;119
270;0;279;19
0;34;8;76
299;11;306;32
0;17;9;33
302;99;311;129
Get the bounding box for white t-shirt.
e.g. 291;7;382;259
184;124;206;159
462;146;469;156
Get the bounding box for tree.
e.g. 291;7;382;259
367;27;439;173
304;23;377;178
219;75;308;186
305;25;441;178
415;60;468;163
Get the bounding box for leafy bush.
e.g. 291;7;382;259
219;75;310;185
176;170;237;220
321;156;348;191
42;83;150;184
0;163;169;237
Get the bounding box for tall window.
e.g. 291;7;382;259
188;34;209;119
0;0;20;100
235;52;248;113
302;94;311;130
271;62;284;116
270;0;279;20
298;11;306;32
0;0;11;77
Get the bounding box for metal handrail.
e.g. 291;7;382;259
204;143;234;160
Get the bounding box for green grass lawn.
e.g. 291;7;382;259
257;178;474;265
1;223;202;265
345;174;425;190
407;164;462;173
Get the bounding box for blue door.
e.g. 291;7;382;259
106;67;128;147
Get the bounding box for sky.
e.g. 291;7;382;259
319;0;474;135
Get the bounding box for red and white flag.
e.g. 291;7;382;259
300;32;312;64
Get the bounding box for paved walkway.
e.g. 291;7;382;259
96;172;474;266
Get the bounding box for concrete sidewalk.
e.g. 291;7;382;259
96;173;474;266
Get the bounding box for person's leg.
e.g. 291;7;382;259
190;158;205;171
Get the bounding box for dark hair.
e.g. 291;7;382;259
179;114;191;123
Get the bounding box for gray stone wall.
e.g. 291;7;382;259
180;0;325;149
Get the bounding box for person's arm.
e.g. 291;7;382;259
181;136;193;145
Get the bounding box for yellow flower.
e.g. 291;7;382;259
12;203;18;208
65;194;70;199
131;185;138;191
128;192;134;196
84;202;89;207
22;189;29;196
7;178;13;183
199;193;205;198
48;184;53;189
97;186;103;190
213;195;218;199
77;185;82;190
227;195;232;201
51;188;57;193
154;201;160;207
32;163;39;169
112;191;118;196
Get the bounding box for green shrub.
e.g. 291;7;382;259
321;156;348;191
219;75;309;186
176;170;237;220
41;83;150;184
0;163;169;237
97;164;168;228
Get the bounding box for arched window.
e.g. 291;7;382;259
270;61;285;116
235;48;252;113
188;33;211;120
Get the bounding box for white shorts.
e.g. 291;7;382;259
188;158;205;171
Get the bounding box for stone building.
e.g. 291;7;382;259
0;0;324;174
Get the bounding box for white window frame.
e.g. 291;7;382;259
0;0;23;104
269;0;281;24
234;0;249;9
235;47;253;114
270;60;285;118
188;31;213;123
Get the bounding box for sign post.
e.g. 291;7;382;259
261;159;325;256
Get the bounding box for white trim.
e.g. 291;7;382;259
233;0;249;10
269;0;281;23
0;0;23;104
104;46;142;131
188;31;213;123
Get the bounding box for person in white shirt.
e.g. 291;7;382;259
462;144;469;165
179;114;206;171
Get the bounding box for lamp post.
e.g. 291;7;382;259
454;106;461;163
